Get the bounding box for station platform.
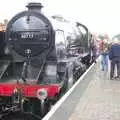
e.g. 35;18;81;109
43;59;120;120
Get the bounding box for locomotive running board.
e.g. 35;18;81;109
0;61;10;79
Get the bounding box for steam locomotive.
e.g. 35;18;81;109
0;2;95;119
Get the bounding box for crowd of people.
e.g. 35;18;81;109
98;37;120;80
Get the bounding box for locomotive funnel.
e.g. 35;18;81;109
26;2;43;12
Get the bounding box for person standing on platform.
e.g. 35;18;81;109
109;38;120;80
100;40;109;71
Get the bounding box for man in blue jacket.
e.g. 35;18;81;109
109;38;120;79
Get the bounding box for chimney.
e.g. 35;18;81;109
26;2;43;12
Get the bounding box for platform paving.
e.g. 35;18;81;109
69;61;120;120
44;59;120;120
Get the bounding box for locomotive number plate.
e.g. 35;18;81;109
21;33;34;39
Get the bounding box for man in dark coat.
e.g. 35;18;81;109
109;38;120;79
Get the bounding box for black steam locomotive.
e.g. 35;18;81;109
0;2;95;119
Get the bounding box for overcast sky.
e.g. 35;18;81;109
0;0;120;37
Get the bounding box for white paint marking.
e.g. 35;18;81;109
42;62;95;120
